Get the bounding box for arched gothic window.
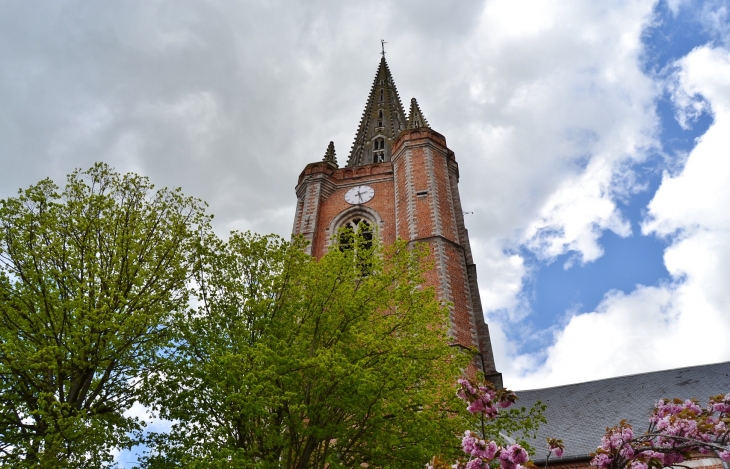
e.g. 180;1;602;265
338;216;375;274
338;217;373;253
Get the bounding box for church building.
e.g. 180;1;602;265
290;54;730;469
291;56;501;386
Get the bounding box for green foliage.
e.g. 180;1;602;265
0;164;548;468
0;164;209;467
141;231;472;469
478;401;547;456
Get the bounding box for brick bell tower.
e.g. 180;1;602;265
292;56;501;386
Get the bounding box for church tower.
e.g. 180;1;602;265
292;57;501;386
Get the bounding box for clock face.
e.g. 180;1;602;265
344;185;375;205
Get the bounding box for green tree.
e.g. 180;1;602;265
0;164;209;467
141;231;474;469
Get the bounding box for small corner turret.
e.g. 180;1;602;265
407;97;429;129
322;141;338;167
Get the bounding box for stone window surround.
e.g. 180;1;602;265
325;205;384;250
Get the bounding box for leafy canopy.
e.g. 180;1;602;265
0;164;548;469
142;231;473;469
0;163;209;468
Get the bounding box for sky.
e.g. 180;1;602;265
2;0;730;463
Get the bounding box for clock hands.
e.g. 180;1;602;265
345;185;374;205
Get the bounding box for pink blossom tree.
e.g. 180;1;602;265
430;378;563;469
591;394;730;469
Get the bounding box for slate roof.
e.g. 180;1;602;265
514;361;730;462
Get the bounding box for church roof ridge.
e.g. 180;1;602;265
514;360;730;393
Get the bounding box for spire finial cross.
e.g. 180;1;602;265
381;39;387;57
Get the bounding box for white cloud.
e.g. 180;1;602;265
473;238;526;315
666;0;690;15
507;44;730;390
524;157;632;265
0;0;661;318
448;0;659;316
509;285;674;389
647;46;730;235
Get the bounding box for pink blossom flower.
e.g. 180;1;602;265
662;452;684;465
501;444;529;465
712;402;730;413
547;438;565;458
462;431;478;454
683;399;702;415
644;451;665;463
719;451;730;462
628;460;648;469
466;458;487;469
467;400;485;414
480;441;499;460
499;459;516;469
461;431;500;460
619;445;635;459
590;452;613;468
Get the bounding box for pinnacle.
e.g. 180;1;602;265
407;97;429;129
322;141;338;166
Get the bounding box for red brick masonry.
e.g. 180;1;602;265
293;128;500;384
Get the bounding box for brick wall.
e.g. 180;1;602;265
293;127;501;385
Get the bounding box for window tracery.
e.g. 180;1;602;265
338;217;373;252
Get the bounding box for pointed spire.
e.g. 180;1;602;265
407;97;429;129
322;141;338;166
346;57;407;167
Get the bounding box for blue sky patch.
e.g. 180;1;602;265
513;0;717;356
